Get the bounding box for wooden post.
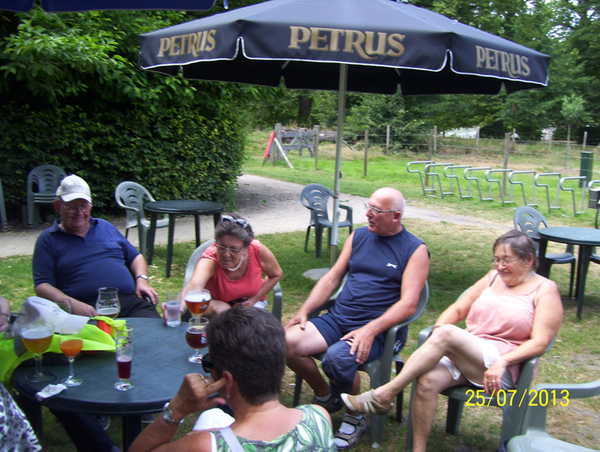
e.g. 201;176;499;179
313;125;320;170
274;123;282;165
386;125;391;154
476;126;480;149
426;129;433;186
364;129;369;177
583;131;588;151
433;125;437;153
503;132;510;196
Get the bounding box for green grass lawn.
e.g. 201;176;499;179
1;136;599;451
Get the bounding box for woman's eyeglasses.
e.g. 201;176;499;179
215;244;244;254
202;353;214;374
491;257;521;266
221;215;248;228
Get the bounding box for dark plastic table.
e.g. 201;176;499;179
145;200;224;277
537;227;600;319
12;318;209;450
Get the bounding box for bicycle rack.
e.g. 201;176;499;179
558;176;587;216
508;170;537;206
463;167;492;201
533;173;561;212
443;165;472;199
485;169;513;204
407;161;435;196
424;162;453;198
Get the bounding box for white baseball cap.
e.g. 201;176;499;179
56;174;92;203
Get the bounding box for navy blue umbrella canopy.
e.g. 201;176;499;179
139;0;550;262
0;0;216;12
139;0;550;96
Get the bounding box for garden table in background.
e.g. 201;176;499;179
537;227;600;319
12;317;209;450
145;200;224;277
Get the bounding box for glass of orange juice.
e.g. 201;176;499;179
59;328;84;386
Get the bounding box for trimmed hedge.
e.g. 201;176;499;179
0;102;245;222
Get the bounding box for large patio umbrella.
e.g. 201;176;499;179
0;0;216;12
139;0;550;264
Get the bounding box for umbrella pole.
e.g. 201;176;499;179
330;63;347;268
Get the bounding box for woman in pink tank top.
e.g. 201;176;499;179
341;230;563;452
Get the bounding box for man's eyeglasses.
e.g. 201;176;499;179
202;353;214;375
490;257;521;266
221;215;248;228
364;202;397;215
215;244;244;254
62;202;92;213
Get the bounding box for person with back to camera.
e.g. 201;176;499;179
341;230;563;452
285;187;429;449
129;306;337;452
179;213;283;318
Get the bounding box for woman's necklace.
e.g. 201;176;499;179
227;252;245;272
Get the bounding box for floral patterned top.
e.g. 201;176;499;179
0;383;41;451
210;405;337;451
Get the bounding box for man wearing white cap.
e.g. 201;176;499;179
32;174;160;318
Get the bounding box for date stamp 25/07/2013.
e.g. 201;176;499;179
465;389;570;407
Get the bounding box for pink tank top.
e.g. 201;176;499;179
466;271;538;383
202;239;265;303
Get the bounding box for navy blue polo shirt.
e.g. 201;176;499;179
33;218;139;304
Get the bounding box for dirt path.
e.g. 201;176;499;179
0;174;508;258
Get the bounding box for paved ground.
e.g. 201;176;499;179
0;174;509;258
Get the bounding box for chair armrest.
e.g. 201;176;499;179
417;326;434;347
271;282;283;321
339;204;353;223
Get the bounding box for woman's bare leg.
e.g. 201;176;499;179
373;325;487;405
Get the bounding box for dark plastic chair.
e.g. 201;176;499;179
26;165;66;229
293;282;429;449
115;181;169;257
405;289;555;451
514;206;576;298
301;184;353;258
183;239;283;321
506;379;600;452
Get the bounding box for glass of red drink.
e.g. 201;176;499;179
114;325;134;391
184;289;211;318
59;328;84;387
186;317;209;363
21;321;55;383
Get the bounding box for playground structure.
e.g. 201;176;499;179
407;160;600;217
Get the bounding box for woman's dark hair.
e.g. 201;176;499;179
214;213;254;247
206;307;285;405
493;230;538;271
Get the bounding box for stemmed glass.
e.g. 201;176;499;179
184;289;211;318
186;317;209;363
21;321;55;382
114;325;134;391
59;328;83;386
96;287;120;319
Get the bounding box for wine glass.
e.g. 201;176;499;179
114;325;134;391
21;321;55;382
55;299;72;314
59;328;83;386
184;289;210;318
186;317;209;363
96;287;120;319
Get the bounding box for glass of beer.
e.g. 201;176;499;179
186;317;209;363
114;325;134;391
184;289;211;318
21;321;55;382
96;287;120;319
59;328;83;387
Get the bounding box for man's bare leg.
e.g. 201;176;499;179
286;322;330;397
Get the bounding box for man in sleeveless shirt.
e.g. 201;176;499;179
285;187;429;448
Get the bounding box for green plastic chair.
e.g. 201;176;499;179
115;181;169;257
506;379;600;452
293;281;429;449
26;164;66;229
183;239;282;321
405;290;555;451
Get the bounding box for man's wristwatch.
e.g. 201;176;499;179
161;402;184;426
136;274;148;281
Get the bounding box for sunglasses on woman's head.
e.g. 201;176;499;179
221;215;248;228
202;353;214;374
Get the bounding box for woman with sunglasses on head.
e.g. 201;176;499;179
340;230;563;452
129;307;337;452
181;214;283;318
